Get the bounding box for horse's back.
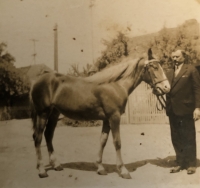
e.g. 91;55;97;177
30;73;88;110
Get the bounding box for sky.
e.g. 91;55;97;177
0;0;200;73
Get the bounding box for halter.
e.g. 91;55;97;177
143;59;167;110
144;59;167;87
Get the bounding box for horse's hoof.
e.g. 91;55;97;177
97;170;107;175
121;173;132;179
39;172;48;178
54;165;63;171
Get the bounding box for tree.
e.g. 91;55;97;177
95;32;129;71
150;23;200;69
67;63;93;77
0;42;29;99
66;32;130;77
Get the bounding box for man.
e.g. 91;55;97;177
165;49;200;174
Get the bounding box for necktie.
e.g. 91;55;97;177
174;65;179;77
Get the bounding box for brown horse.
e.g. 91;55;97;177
30;49;170;179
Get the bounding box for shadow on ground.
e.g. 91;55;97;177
45;156;200;174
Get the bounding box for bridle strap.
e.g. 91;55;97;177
144;59;167;111
144;60;166;88
152;78;168;86
147;59;159;63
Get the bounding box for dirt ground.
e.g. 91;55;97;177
0;119;200;188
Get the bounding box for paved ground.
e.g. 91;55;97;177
0;119;200;188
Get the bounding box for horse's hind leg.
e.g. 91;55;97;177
109;113;131;179
44;109;63;171
96;119;110;175
33;113;48;178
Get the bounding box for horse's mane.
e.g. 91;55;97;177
84;57;144;84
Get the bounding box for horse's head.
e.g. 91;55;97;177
142;49;170;95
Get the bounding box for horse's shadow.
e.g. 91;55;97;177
46;156;200;174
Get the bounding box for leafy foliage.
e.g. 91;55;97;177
67;63;93;77
150;23;200;69
62;117;102;127
67;20;200;77
95;32;129;70
0;42;29;99
67;32;129;77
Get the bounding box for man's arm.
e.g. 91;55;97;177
191;65;200;120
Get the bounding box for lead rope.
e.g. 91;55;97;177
147;68;167;111
142;59;167;111
156;94;166;111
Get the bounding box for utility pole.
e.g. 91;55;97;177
54;24;58;72
30;39;38;64
89;0;95;63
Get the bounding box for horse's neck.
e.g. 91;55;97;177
118;64;144;95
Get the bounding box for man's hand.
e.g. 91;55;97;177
193;108;200;121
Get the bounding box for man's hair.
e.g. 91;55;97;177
172;49;186;56
180;50;186;58
171;49;191;64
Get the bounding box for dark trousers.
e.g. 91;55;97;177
169;113;196;167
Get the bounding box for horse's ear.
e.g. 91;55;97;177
148;48;154;60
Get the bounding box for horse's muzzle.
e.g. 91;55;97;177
153;85;170;96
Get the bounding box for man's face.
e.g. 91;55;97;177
171;50;185;65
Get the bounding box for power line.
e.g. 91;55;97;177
30;39;39;65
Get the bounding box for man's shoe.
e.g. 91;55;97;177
170;166;183;173
187;167;196;175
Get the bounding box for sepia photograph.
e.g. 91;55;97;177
1;0;200;187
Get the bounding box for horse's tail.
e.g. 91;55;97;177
29;82;38;136
31;105;37;132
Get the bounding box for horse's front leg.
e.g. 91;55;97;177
96;119;110;175
110;113;131;179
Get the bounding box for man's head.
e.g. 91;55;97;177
171;50;186;66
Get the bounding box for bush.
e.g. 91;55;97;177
95;32;129;71
150;22;200;69
61;117;102;127
0;110;11;121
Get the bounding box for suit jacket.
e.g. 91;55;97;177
165;63;200;116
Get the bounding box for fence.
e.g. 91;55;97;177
0;83;168;123
121;82;169;124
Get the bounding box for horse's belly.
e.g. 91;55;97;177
58;107;106;121
54;99;106;120
53;85;106;120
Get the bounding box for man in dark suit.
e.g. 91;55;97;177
166;49;200;174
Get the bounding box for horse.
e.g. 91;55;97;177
30;49;170;179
